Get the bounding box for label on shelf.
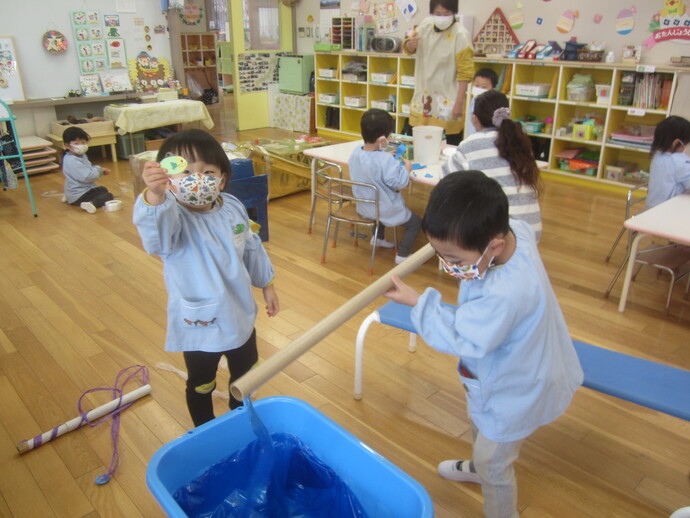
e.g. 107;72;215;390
627;108;646;116
636;65;656;73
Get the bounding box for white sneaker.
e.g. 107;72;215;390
80;201;97;214
438;460;482;483
370;236;395;248
394;254;407;264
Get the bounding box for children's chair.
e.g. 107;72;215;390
321;176;397;276
308;158;343;234
224;174;269;242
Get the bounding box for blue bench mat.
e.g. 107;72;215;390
573;341;690;421
375;302;690;421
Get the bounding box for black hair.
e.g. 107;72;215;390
473;67;499;88
360;108;394;144
156;129;231;178
63;126;90;145
473;90;542;197
422;171;510;252
430;0;458;14
650;115;690;156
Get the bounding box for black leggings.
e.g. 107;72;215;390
183;329;258;427
71;186;114;208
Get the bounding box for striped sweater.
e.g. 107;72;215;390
442;128;542;241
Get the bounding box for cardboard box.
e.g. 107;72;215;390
50;117;115;138
318;92;338;104
515;83;550;98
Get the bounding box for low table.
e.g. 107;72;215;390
46;132;117;163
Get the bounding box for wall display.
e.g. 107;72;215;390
107;38;127;68
237;52;279;93
616;7;636;35
0;37;25;101
79;73;103;95
394;0;417;22
42;30;68;55
510;6;525;30
128;52;172;92
557;9;578;34
645;0;690;48
179;4;204;25
100;70;133;93
71;10;109;74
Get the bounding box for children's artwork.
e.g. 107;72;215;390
557;10;578;33
104;15;120;27
509;7;525;30
75;28;89;41
394;0;416;21
616;7;636;35
72;11;87;25
72;11;109;76
78;43;92;57
87;11;100;24
42;30;68;54
92;42;106;56
376;17;399;34
80;73;103;95
645;1;690;48
179;4;203;25
237;52;280;93
128;52;172;92
90;28;103;40
154;25;166;34
358;0;371;13
80;59;95;73
0;37;26;101
100;70;133;93
593;14;603;24
107;39;127;68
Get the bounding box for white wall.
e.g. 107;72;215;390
0;1;171;100
295;0;690;64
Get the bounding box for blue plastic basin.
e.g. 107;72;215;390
147;396;433;517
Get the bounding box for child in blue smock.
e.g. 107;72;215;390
384;171;583;518
647;116;690;209
62;126;113;213
348;108;421;264
133;129;279;427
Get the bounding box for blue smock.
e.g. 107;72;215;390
62;152;104;203
647;151;690;209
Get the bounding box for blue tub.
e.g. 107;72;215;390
147;396;433;517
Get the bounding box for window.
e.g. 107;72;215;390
243;0;280;50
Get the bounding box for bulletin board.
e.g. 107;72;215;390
0;37;26;102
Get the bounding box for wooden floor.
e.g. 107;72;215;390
1;95;689;517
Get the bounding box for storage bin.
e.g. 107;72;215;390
342;72;366;82
318;92;339;104
116;132;146;159
344;95;366;107
605;161;636;181
595;84;611;105
515;83;550;98
572;124;595;140
401;75;415;86
401;103;410;115
50;118;115;138
371;99;394;111
577;49;604;62
519;119;545;133
371;71;395;83
147;397;433;518
318;68;337;78
566;85;595;102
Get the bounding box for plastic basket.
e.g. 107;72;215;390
147;396;434;518
577;49;604;62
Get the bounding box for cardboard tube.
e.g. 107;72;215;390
231;244;435;401
17;384;152;453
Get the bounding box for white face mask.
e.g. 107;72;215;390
70;143;89;155
432;14;455;31
378;137;389;152
169;172;221;207
471;86;488;98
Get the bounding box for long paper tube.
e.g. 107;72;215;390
231;243;435;401
17;384;152;454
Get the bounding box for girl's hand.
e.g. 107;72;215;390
142;161;169;205
384;275;419;307
262;284;279;317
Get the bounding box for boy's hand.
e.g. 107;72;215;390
384;275;419;306
403;159;412;172
262;284;279;317
142;161;169;205
102;167;112;175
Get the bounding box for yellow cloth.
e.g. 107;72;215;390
103;100;214;134
406;18;474;135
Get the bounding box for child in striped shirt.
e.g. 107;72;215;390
442;90;542;240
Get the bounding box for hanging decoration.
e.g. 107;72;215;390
556;10;579;34
645;0;690;48
42;30;68;54
616;6;637;35
509;4;525;30
179;4;203;25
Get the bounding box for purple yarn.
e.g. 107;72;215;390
77;365;150;484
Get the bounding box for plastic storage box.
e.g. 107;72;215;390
566;85;595;102
116;132;146;159
401;75;415;86
515;83;550;98
318;92;339;104
519;119;545;133
147;397;433;518
342;72;366;81
318;68;338;78
344;95;366;107
371;99;394;111
371;71;395;83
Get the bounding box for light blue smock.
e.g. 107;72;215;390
411;219;583;442
133;191;275;353
647;151;690;209
62;152;104;203
348;145;412;227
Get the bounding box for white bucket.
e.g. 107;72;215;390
412;126;444;165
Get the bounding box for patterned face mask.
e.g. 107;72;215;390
437;242;494;281
169;172;220;207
